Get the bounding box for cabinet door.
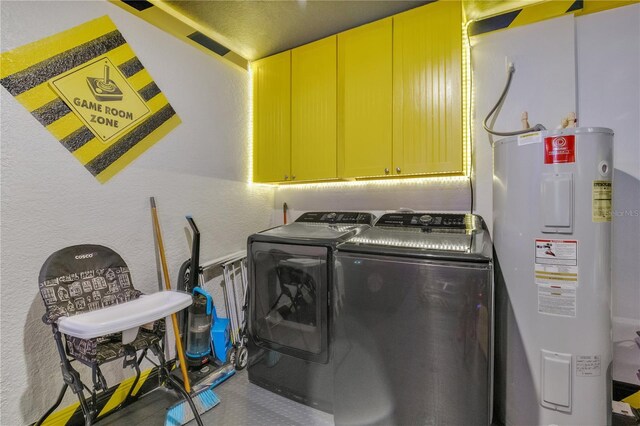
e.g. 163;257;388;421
338;18;393;179
252;51;291;183
393;2;463;175
291;36;337;181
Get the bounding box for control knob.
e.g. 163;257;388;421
419;215;433;225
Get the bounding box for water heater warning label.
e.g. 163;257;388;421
535;239;577;266
544;135;575;164
538;284;576;317
536;239;578;316
535;239;578;286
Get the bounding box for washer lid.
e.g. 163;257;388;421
256;222;371;243
338;213;492;261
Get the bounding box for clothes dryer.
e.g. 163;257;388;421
247;211;374;413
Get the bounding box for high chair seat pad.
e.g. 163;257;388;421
58;291;192;339
67;326;163;364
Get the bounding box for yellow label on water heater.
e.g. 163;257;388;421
592;180;612;222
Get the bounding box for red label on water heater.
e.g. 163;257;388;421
544;135;575;164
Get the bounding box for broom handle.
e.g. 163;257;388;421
150;197;192;393
283;202;288;225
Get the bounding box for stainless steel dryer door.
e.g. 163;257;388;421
249;242;329;363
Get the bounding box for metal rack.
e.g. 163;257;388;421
201;251;248;362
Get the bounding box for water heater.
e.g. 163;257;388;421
493;127;613;425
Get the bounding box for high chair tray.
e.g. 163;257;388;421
57;291;192;339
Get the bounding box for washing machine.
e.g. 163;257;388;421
333;212;493;425
247;211;375;413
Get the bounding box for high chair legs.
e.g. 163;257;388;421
36;325;95;425
36;331;202;426
35;383;68;426
35;372;93;425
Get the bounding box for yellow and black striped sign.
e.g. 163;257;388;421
39;364;162;426
469;0;583;36
469;0;639;36
0;16;181;183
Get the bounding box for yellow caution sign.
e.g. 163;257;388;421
0;16;181;183
50;56;151;143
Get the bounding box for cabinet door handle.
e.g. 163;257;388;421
396;167;401;174
292;175;296;180
284;175;289;180
384;168;390;174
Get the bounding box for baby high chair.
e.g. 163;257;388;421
35;244;198;425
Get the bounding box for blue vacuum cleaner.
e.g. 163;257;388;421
177;217;235;382
185;287;233;367
165;215;236;426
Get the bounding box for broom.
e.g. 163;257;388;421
150;197;218;426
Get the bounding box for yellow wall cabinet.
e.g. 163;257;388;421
252;2;463;183
252;37;337;183
338;18;393;179
393;1;463;176
291;36;337;181
252;51;291;183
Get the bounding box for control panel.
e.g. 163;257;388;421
375;213;469;230
295;212;375;225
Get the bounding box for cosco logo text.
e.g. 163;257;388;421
75;253;95;259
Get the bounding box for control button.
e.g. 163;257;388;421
419;215;433;224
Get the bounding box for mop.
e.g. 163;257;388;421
150;197;219;426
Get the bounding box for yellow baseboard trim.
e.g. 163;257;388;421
39;367;155;426
623;390;640;409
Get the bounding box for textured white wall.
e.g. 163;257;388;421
0;1;273;424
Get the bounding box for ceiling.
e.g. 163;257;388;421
161;1;542;61
163;1;432;61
